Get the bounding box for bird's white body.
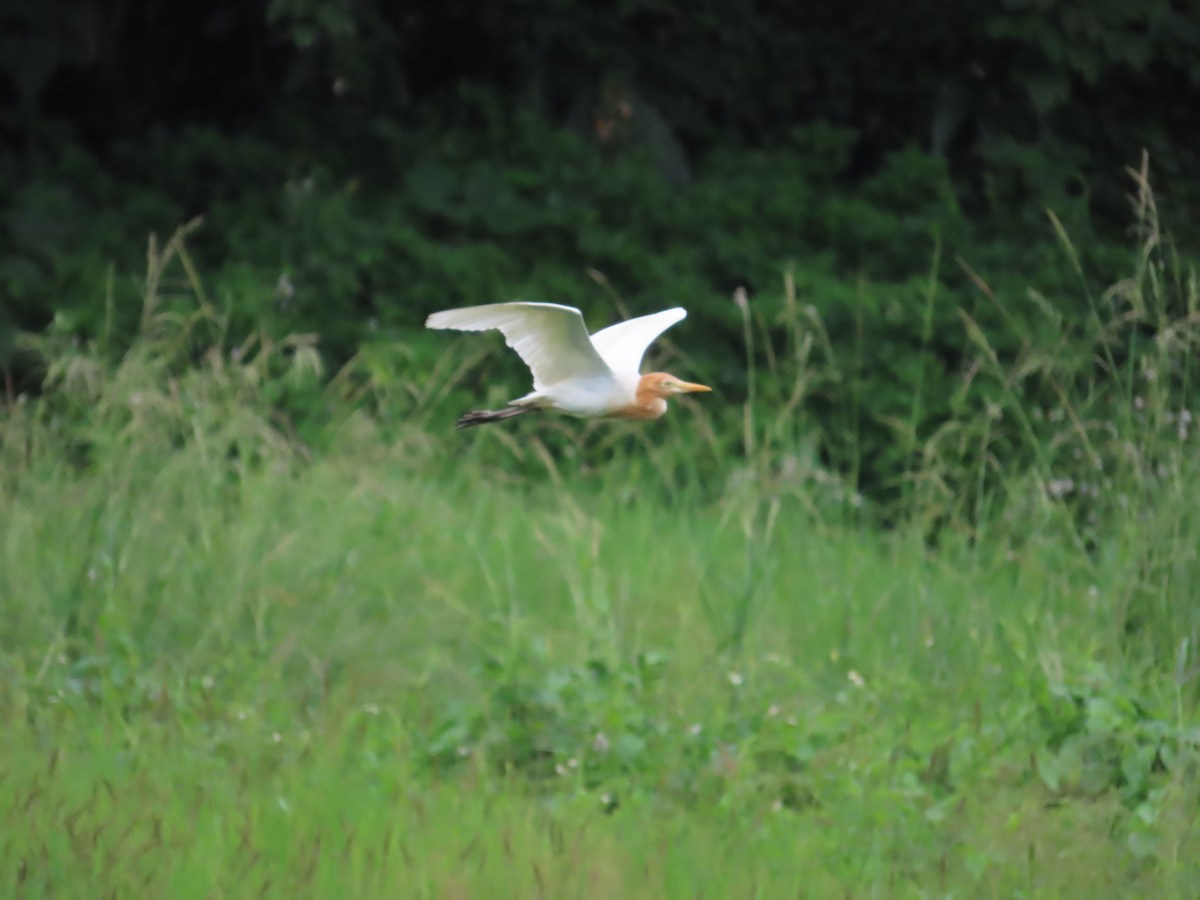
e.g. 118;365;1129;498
511;368;642;417
426;302;695;420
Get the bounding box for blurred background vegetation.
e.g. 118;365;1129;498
2;0;1198;498
3;7;1200;891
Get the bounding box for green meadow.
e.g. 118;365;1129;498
2;215;1199;898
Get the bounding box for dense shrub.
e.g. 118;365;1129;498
5;108;1198;497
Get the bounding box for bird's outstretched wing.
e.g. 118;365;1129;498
425;302;613;390
587;308;687;375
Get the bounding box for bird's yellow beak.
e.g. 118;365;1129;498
677;381;711;393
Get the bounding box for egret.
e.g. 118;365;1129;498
426;302;711;429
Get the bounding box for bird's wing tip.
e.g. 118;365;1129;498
426;302;585;330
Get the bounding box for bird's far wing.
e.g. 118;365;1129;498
587;308;687;375
425;302;613;389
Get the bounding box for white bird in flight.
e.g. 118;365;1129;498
426;302;711;429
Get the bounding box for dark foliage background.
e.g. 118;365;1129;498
2;0;1198;494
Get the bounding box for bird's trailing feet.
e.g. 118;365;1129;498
455;406;532;429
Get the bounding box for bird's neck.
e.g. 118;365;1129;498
634;375;669;418
606;375;668;419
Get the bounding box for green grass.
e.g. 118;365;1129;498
2;208;1199;896
3;409;1198;896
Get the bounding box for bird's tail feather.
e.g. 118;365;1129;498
455;406;532;429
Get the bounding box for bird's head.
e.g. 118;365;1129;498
638;372;712;399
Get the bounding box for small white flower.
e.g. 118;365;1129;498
593;732;610;753
848;670;865;688
275;273;295;303
1047;478;1074;500
272;732;282;744
727;671;744;687
766;704;781;717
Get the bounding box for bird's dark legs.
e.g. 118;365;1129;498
454;406;533;429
